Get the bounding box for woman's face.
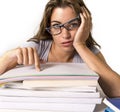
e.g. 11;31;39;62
50;6;80;52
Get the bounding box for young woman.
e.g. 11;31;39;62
0;0;120;98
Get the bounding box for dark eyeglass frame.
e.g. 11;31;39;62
46;15;81;36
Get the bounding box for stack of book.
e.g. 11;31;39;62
0;63;102;112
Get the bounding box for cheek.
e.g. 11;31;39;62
71;30;78;39
52;36;61;43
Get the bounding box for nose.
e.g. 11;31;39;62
61;28;71;39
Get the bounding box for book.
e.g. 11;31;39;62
0;110;54;112
0;110;52;112
0;88;100;98
104;107;114;112
0;101;96;112
0;63;98;84
2;82;97;92
0;75;98;84
0;63;100;112
103;98;120;112
0;96;102;104
23;79;98;88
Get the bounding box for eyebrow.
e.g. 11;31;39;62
51;15;80;24
51;21;61;24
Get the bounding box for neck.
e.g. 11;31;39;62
49;42;74;62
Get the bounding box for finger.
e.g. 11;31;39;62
16;48;23;64
79;13;90;41
79;13;86;28
22;48;28;65
33;47;40;71
81;7;92;31
82;7;92;25
83;7;90;18
81;7;87;20
28;47;34;65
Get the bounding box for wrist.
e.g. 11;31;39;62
73;42;86;48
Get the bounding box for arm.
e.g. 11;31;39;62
73;7;120;98
74;44;120;98
0;47;40;75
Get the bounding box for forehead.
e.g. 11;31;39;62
51;6;77;23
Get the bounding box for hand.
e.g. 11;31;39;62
0;47;40;74
73;7;92;46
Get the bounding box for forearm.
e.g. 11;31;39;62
0;54;17;75
74;44;109;74
74;43;120;97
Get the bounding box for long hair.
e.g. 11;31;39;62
29;0;100;48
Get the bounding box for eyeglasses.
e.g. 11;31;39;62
46;15;81;36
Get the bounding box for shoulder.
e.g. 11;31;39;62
38;40;52;52
39;40;52;46
20;40;52;49
20;41;39;50
38;40;52;56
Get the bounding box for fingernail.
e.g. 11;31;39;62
36;67;40;71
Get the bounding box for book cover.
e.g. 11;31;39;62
103;98;120;112
0;75;98;84
0;63;98;84
104;107;114;112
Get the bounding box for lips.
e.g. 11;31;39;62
61;41;73;47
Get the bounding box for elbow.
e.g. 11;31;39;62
0;68;5;75
98;77;120;98
107;90;120;98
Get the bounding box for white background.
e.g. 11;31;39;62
0;0;120;73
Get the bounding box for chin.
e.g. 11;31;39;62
63;46;75;52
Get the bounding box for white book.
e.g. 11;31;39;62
0;102;96;112
0;96;102;104
3;82;97;92
0;88;100;98
0;110;52;112
0;63;98;84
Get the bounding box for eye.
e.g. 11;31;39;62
50;24;61;34
51;24;61;29
67;22;79;30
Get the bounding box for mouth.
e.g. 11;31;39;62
61;41;73;47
